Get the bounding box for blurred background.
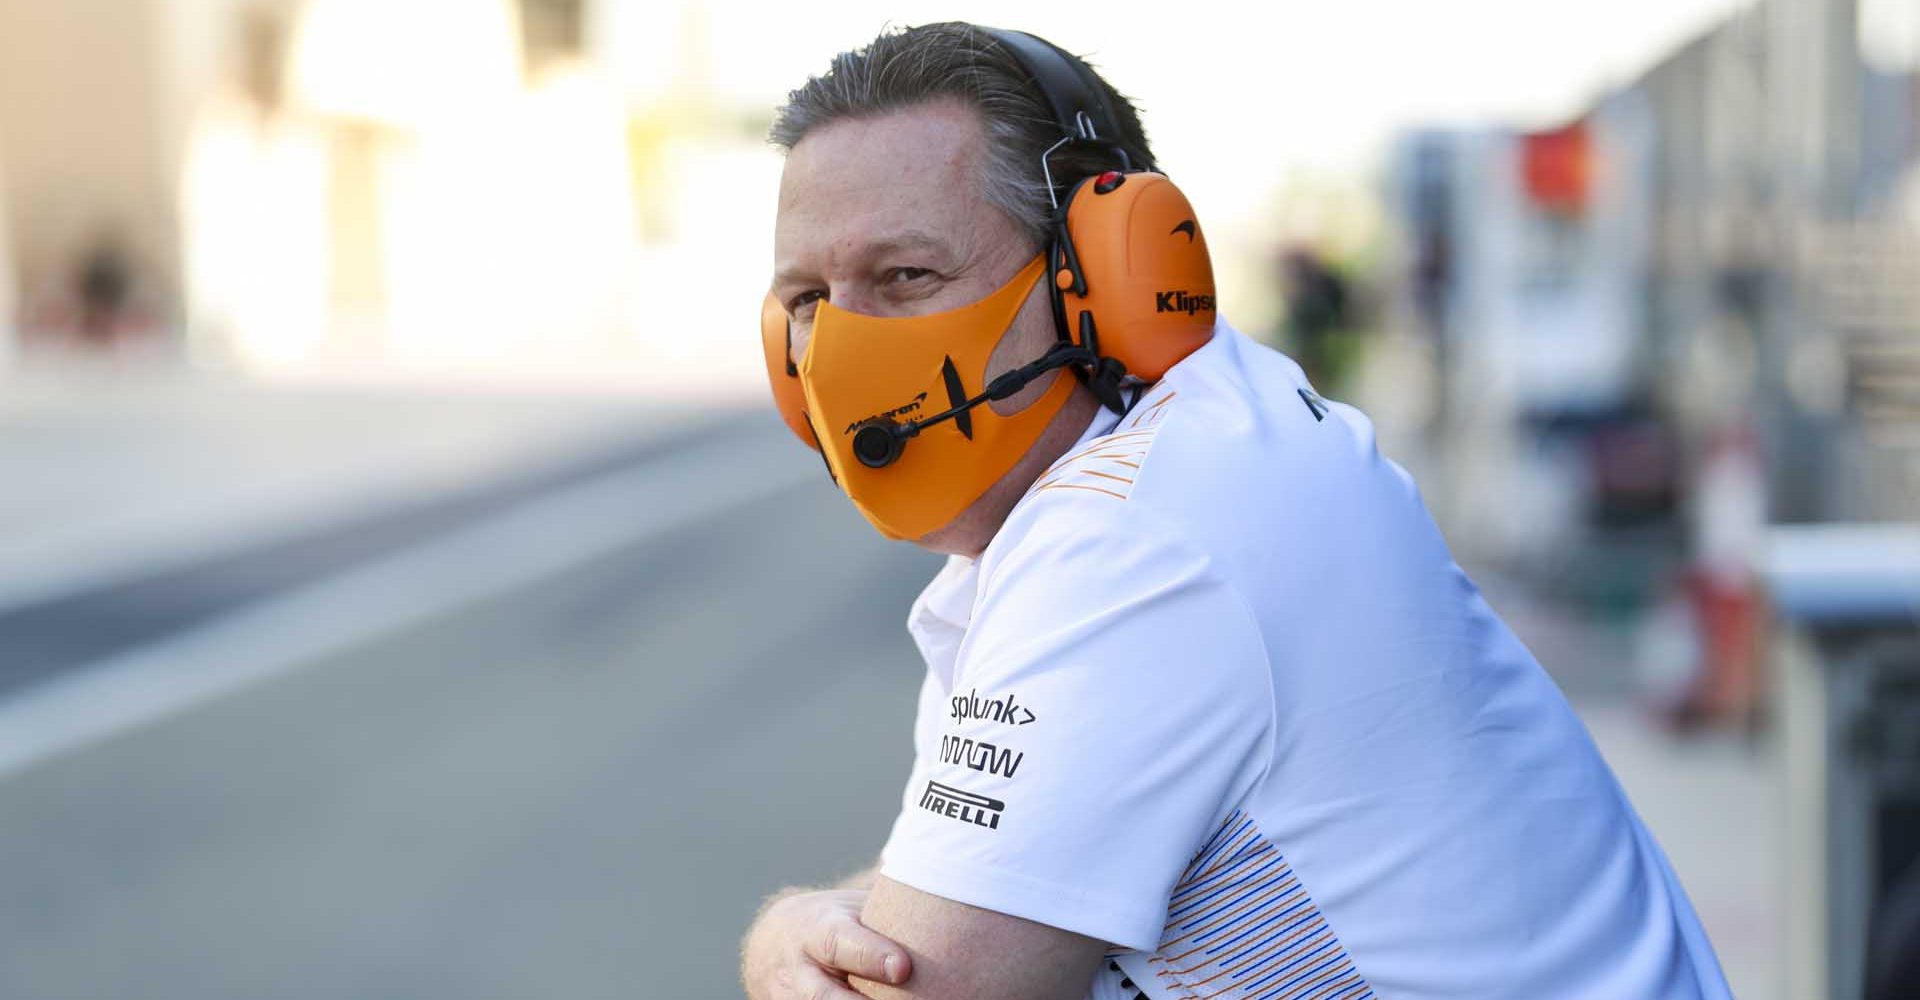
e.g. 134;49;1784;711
0;0;1915;997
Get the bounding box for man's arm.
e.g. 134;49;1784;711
848;876;1106;1000
756;862;878;910
741;862;911;1000
840;865;879;891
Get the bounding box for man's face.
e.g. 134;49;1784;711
771;98;1059;420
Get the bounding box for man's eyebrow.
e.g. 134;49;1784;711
773;230;955;291
771;265;812;294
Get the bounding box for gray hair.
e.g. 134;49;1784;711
768;22;1155;247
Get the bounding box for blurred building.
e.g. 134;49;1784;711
0;0;281;362
1392;0;1919;552
0;0;776;389
1389;2;1920;996
1388;114;1657;573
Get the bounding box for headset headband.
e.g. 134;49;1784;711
984;28;1147;170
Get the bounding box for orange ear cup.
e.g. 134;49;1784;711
760;293;820;449
1057;171;1216;381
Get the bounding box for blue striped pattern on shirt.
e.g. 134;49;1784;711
1143;811;1373;1000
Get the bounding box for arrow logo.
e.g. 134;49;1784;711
1298;388;1329;422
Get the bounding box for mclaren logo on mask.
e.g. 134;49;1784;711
843;392;927;435
1154;290;1215;316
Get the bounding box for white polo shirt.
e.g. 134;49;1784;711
877;320;1731;1000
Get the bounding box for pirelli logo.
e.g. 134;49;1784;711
918;780;1004;830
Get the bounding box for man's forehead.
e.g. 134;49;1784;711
774;103;988;264
784;99;981;181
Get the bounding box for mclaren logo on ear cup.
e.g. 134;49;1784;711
1057;171;1216;382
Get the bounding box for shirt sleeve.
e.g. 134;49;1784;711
885;669;951;826
877;510;1275;951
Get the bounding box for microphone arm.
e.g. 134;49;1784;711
905;343;1096;437
848;343;1100;469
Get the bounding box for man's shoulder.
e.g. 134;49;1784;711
980;460;1212;609
996;324;1350;563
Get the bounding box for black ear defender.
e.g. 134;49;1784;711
987;29;1138;416
986;29;1214;413
758;28;1217;468
818;29;1148;471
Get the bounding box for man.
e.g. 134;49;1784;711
743;23;1731;1000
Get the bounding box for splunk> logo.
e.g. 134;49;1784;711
949;689;1036;726
938;736;1024;778
919;780;1004;830
1154;290;1216;315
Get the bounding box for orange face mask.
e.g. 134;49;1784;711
795;254;1079;541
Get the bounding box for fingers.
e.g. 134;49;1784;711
802;917;910;987
774;964;873;1000
743;889;908;1000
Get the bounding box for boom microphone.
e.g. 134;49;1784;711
849;343;1118;469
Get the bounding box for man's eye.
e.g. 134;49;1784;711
787;290;824;319
887;267;934;284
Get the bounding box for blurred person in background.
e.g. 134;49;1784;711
75;239;135;345
1868;857;1920;1000
0;177;15;359
22;232;162;359
744;22;1730;1000
1277;245;1354;396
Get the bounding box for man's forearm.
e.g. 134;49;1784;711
836;863;879;892
757;860;880;915
742;858;908;999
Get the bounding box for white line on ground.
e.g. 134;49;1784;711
0;408;705;619
0;428;819;781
